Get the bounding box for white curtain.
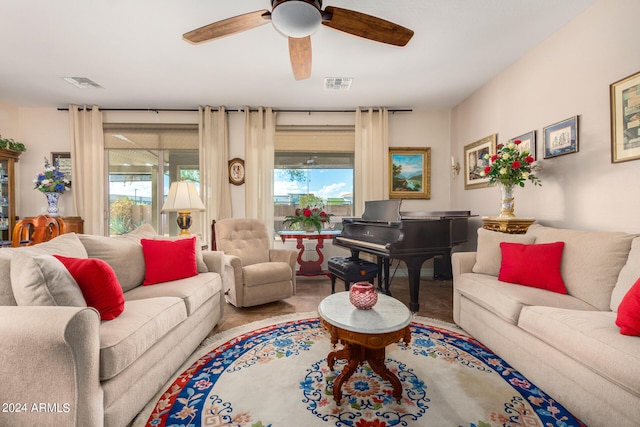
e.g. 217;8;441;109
69;105;105;235
354;107;389;216
244;107;276;238
199;106;232;245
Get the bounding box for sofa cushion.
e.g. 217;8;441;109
124;272;221;315
616;277;640;336
612;236;640;312
153;235;208;273
527;224;636;310
0;233;88;306
99;297;187;380
243;262;292;287
472;228;535;276
78;224;157;293
141;238;198;285
54;255;125;321
498;242;566;294
10;254;86;307
456;272;596;324
519;305;640;398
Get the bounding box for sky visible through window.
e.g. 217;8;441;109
274;168;353;201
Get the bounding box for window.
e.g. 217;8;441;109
274;128;355;232
104;125;199;236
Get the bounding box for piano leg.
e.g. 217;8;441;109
382;258;391;295
405;256;431;313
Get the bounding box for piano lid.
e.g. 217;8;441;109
361;200;402;222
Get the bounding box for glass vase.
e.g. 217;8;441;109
497;183;515;219
349;281;378;310
45;192;60;217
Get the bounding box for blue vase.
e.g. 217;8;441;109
45;192;60;216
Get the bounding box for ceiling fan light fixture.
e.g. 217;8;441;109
271;1;322;38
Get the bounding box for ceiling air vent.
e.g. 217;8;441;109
63;77;103;89
324;77;352;90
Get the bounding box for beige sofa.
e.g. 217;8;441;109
452;224;640;427
0;226;225;427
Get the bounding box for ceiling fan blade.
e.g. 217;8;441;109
289;36;312;80
322;6;414;47
183;10;271;43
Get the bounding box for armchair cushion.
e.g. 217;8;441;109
243;262;293;287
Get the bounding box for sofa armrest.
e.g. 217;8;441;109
202;250;225;275
0;306;103;427
452;251;477;278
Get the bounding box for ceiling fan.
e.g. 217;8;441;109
183;0;414;80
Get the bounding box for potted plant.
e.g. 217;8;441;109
0;135;26;153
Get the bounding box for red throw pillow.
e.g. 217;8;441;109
616;277;640;336
141;237;198;285
53;255;125;320
498;242;567;294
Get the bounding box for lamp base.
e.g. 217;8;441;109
176;210;192;236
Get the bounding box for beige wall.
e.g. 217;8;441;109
0;107;451;237
451;0;640;235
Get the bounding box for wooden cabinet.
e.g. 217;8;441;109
0;149;22;245
59;216;84;234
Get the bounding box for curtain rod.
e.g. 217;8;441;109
57;107;413;113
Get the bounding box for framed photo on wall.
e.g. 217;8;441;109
464;134;496;190
228;158;245;185
543;116;578;158
611;70;640;163
388;147;431;199
51;152;71;181
510;130;536;160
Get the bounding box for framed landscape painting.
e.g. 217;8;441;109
464;134;496;190
389;147;431;199
611;70;640;163
543;116;578;158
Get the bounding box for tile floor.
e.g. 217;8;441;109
209;275;454;336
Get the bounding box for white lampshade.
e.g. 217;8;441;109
271;1;322;38
161;181;205;212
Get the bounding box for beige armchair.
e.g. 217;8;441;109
213;218;297;307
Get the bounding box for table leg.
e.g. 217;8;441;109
367;348;403;403
295;236;329;276
328;343;403;405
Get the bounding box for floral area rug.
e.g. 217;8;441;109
132;312;586;427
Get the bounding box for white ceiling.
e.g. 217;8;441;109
0;0;595;111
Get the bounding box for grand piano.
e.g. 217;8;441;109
333;200;473;312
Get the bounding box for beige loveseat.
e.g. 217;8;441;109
452;224;640;427
0;226;225;427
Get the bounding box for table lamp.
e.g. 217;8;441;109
161;180;205;236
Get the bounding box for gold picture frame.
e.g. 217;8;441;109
464;134;496;190
611;70;640;163
388;147;431;199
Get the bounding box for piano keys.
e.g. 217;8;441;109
333;200;473;312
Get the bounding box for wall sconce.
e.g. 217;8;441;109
451;156;461;177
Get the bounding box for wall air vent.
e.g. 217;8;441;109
324;77;352;90
62;77;103;89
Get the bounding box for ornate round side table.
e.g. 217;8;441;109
317;292;412;404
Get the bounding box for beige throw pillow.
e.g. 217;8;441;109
10;254;86;307
472;228;536;276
